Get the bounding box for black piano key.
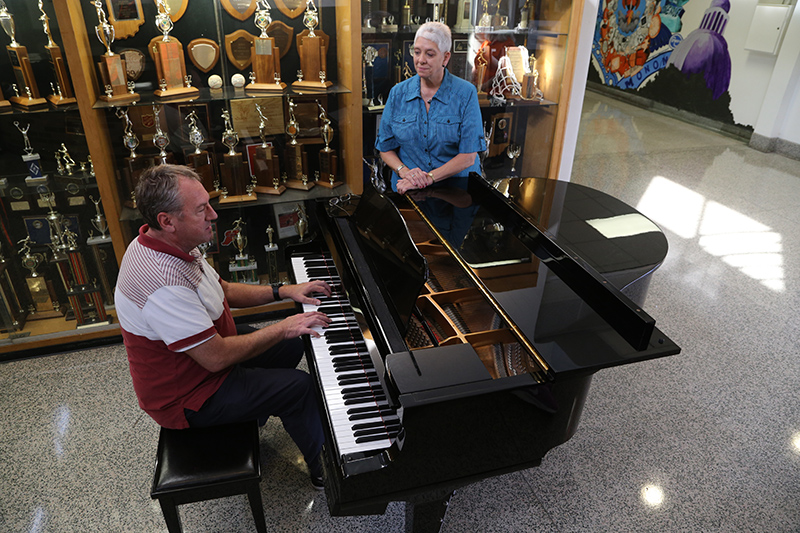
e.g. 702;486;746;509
355;434;396;444
344;396;387;406
352;421;400;431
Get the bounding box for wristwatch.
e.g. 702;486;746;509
396;163;406;173
272;283;282;301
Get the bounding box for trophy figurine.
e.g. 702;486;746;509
89;195;109;240
153;0;199;100
264;225;279;284
363;46;379;108
252;102;285;196
116;107;151;208
152;105;173;165
14;122;49;186
92;0;139;103
1;1;47;108
522;53;544;101
0;241;26;332
293;0;332;90
185;111;218;195
246;1;286;94
478;0;492;28
474;43;489;100
283;98;312;191
18;236;62;319
86;196;116;305
218;109;256;204
294;204;309;242
228;219;258;284
316;100;340;188
38;1;76;107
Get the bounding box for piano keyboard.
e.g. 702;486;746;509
292;254;401;458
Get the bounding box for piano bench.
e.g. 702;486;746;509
150;420;267;533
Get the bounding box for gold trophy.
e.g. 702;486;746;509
38;1;76;107
0;241;26;332
228;218;258;284
264;225;279;284
218;109;256;204
477;0;492;27
283;98;312;190
522;53;544;101
152;105;174;165
116;107;152;209
1;1;47;108
293;0;332;90
252;102;285;195
92;0;139;103
246;1;286;94
315;100;340;188
185;111;218;196
18;236;62;320
474;43;489;100
363;45;378;108
153;0;199;100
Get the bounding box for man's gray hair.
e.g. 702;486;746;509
414;21;451;55
135;164;201;230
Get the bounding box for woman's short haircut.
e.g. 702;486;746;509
135;164;201;230
414;21;452;55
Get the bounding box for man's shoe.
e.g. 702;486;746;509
308;451;325;490
311;472;325;490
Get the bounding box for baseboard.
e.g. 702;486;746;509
749;133;800;161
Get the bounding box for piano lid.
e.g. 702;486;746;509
406;175;679;378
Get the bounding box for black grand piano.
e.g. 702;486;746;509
290;174;680;532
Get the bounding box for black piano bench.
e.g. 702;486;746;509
150;420;267;533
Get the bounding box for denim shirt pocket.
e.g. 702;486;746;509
433;115;462;147
391;115;416;145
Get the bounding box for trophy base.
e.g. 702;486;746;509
10;96;48;109
25;175;50;186
209;189;222;199
47;94;77;107
362;27;377;34
154;86;200;100
316;179;343;189
0;100;12;111
87;235;113;246
284;179;315;191
368;103;386;111
381;24;398;32
76;318;113;330
245;82;286;94
478;91;489;101
218;193;258;204
291;80;333;91
254;184;286;195
99;92;141;104
27;308;66;321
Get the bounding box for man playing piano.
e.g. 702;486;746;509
114;164;332;489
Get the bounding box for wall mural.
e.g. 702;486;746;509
590;0;736;124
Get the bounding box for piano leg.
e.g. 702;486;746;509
405;490;454;533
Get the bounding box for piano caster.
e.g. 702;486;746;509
404;491;454;533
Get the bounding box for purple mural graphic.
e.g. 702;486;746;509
667;0;732;99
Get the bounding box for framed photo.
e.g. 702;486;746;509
244;142;274;176
450;39;470;81
368;41;391;102
273;202;299;240
402;40;416;80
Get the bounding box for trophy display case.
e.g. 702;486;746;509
0;0;589;356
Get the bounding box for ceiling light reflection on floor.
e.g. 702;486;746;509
792;432;800;453
640;484;665;507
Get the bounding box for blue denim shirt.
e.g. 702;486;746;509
376;70;486;191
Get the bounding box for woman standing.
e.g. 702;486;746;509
376;22;486;194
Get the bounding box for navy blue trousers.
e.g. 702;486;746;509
185;326;324;464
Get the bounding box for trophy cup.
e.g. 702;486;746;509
316;100;340;188
522;53;544;101
51;224;110;328
86;196;115;305
401;0;411;29
13;122;49;187
381;14;398;32
153;0;199;100
246;1;286;94
185;110;218;195
152;105;173;165
218;109;256;204
362;0;376;33
0;241;26;332
91;0;139;103
363;45;378;108
477;0;492;28
264;225;279;284
1;1;46;108
293;0;332;90
252;102;285;196
294;204;309;242
283;98;313;191
38;1;76;107
228;219;259;284
18;236;62;319
116;107;151;209
517;0;532;29
506;142;521;174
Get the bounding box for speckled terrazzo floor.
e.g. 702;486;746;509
2;90;800;532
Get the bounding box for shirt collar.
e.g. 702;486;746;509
137;224;197;263
404;69;453;103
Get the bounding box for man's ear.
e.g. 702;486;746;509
156;211;176;233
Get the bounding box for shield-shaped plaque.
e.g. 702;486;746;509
225;30;256;71
187;38;220;73
119;48;146;80
158;0;189;21
220;0;257;21
273;0;305;19
267;21;294;59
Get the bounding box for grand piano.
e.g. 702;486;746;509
290;174;680;532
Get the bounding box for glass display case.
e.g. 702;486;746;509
0;0;587;356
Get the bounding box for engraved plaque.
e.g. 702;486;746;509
274;0;305;18
221;0;257;21
225;30;255;70
188;38;220;72
120;48;146;80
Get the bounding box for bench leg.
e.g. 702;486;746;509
157;497;183;533
247;483;268;533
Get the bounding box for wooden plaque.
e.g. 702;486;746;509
273;0;305;18
268;21;294;59
225;30;256;71
187;38;220;73
119;48;146;81
45;44;77;105
106;0;145;39
220;0;257;21
157;0;189;21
